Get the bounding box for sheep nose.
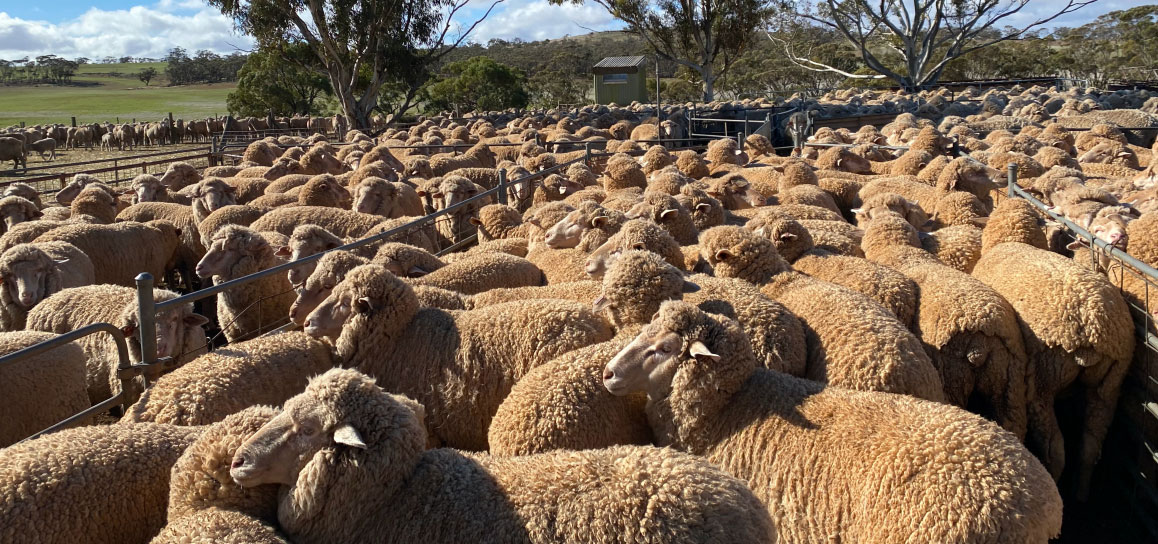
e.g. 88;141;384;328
231;456;246;469
603;368;614;381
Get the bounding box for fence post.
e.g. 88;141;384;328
497;169;508;205
584;142;592;166
168;112;176;145
1006;163;1018;198
134;273;158;390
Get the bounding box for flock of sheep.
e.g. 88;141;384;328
1;81;1157;543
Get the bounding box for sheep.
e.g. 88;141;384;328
861;214;1031;439
417;175;489;244
471;204;539;241
601;301;1062;543
229;367;775;543
705;175;767;209
124;331;333;427
698;225;944;401
0;219;65;254
69;184;119;224
0;195;42;232
54;173;102;206
0;241;94;331
196;204;265;248
973;198;1135;499
3;182;43;209
351;176;423;218
196;225;294;342
921;223;983;273
0;423;202;544
585;218;689;278
624;192;699;245
151;407;288;544
429;142;498;175
34;220;181;287
853;192;930;231
158;161;202;190
130;174;190;205
294;174;351;208
287;250;371;326
302;263;613;450
26;284;207;405
276;224;346;288
248;206;386;238
599;153;648;191
189;178;240;224
0;331;88;447
542;200;626;251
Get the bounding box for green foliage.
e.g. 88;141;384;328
424;57;529;113
226;44;331;117
164;47;245;86
526;52;589;108
138;67;158;86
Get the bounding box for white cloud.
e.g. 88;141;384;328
0;3;253;61
467;0;623;44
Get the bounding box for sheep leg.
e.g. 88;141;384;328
1076;356;1129;500
1026;386;1065;482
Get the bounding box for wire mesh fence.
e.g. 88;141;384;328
0;148;215;195
1006;168;1158;540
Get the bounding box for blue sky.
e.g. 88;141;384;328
0;0;1152;60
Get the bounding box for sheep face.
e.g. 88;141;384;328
0;197;41;231
353;180;394;216
302;289;358;340
193;180;238;213
0;253;57;309
545;209;606;249
155;307;207;360
196;230;261;280
132;176;165;204
603;321;711;396
231;395;342;487
290;276;337;326
1078;142;1137;168
707;177;765;209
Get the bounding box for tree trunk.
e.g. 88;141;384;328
701;64;715;102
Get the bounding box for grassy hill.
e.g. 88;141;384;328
0;61;233;127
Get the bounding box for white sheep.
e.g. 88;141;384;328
195;225;294;342
0;241;94;331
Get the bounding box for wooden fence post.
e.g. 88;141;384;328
168;113;176;145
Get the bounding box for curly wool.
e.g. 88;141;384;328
197;205;265;248
322;264;612;449
408;252;544;295
585;219;688;278
980;198;1048;252
0;331;87;447
625;192;699;245
252;368;774;544
698;226;789;284
123;332;333;426
862;215;1031;439
599;154;648;191
623;302;1061;544
973;235;1134;497
204;226;295;342
0;241;94;331
249;206;386;239
0;423;202;544
921;224;983;273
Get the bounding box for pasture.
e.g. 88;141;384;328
0;62;232;127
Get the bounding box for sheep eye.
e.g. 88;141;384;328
632;244;644;250
299;424;317;437
323;284;334;290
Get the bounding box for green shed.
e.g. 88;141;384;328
593;56;648;105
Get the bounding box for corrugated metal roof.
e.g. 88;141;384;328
593;56;647;75
594;56;647;69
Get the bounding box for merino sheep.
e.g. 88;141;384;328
698;225;944;400
0;423;202;544
26;284;207;405
0;331;88;447
351;176;424;218
248;206;386;239
625;192;699;245
196;205;265;248
151;407;288;544
3;183;43;209
69;184;119;224
34;220;181;287
302;264;612;450
229;368;776;543
602;302;1062;544
862;214;1031;439
159;161;202;190
0;241;94;331
124;331;333;426
974;198;1135;499
196;226;294;342
0;196;42;232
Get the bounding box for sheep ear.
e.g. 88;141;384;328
681;280;700;293
468;217;483;226
850;207;863;215
659;208;678;220
835;158;843;167
592;295;611;313
1118;151;1132;158
970;217;990;228
225;185;237;194
333;424;366;449
54;258;70;266
407;265;429;277
121;323;137;336
31;209;42;219
695;203;712;212
590;216;608;228
714;248;734;261
779;232;797;242
184;313;210;327
1066;240;1084;251
354;297;376;315
275;246;292;257
687;341;719;362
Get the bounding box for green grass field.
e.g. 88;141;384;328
0;62;233;127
